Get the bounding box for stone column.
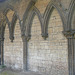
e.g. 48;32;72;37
0;38;1;65
63;31;75;75
22;35;28;71
0;36;4;65
1;38;4;65
68;37;74;75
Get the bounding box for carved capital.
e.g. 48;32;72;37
26;35;31;41
21;34;25;42
9;34;14;42
42;33;48;40
63;30;75;39
21;34;31;42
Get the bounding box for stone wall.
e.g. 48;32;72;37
4;19;23;70
28;9;68;75
2;0;73;75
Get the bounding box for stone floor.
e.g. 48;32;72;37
0;69;42;75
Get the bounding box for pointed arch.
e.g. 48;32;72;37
25;6;43;40
2;5;22;42
3;5;21;25
67;0;75;30
22;0;37;36
44;1;66;36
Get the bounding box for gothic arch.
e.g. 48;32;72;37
44;0;66;38
0;5;22;68
22;0;37;36
2;5;21;42
3;7;15;16
25;6;43;40
3;5;16;39
67;0;75;30
3;5;21;23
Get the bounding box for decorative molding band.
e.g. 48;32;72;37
21;34;31;42
63;30;75;39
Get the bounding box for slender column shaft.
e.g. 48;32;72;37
22;36;28;71
0;38;4;65
68;37;75;75
1;40;4;65
0;41;1;65
68;38;73;75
